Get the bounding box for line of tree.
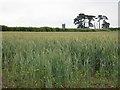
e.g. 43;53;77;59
0;25;119;32
74;13;110;29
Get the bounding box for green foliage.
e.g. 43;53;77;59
2;32;118;88
1;25;119;32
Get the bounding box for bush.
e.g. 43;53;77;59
1;25;119;32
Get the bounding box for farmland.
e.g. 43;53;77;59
2;32;118;88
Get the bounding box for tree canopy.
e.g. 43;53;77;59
74;13;110;29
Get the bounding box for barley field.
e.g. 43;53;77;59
2;32;118;88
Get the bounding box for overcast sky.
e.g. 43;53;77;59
0;0;119;28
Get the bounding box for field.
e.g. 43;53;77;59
2;32;118;88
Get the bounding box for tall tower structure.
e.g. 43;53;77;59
62;24;66;29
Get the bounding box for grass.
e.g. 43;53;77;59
2;31;118;88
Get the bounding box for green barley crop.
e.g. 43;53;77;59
2;32;118;88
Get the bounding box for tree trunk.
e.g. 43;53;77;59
99;21;100;29
94;22;96;29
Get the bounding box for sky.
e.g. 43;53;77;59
0;0;119;28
